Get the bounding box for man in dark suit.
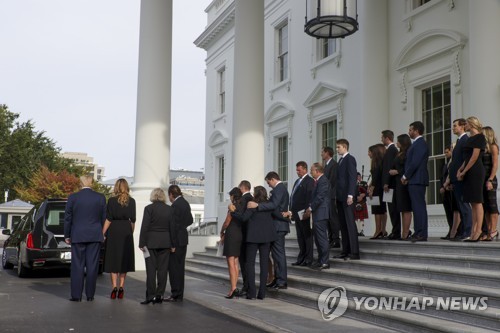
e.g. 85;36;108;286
64;175;106;302
166;185;193;302
307;163;331;270
448;118;471;239
381;130;401;239
248;171;289;289
402;121;429;242
335;139;360;260
321;147;341;248
288;161;314;267
236;180;253;295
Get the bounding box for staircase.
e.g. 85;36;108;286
185;237;500;332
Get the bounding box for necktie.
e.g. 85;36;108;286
338;157;344;165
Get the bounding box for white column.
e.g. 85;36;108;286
468;0;500;126
132;0;173;270
231;0;265;187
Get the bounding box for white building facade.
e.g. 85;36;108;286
195;0;500;235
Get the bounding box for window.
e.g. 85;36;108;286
422;81;451;205
11;215;22;230
195;214;201;223
217;67;226;114
413;0;432;9
277;136;288;185
321;119;337;151
319;39;336;60
277;23;289;82
217;156;225;202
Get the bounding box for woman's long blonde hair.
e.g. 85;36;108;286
114;178;130;206
483;126;499;154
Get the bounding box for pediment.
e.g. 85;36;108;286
265;101;294;125
208;130;228;147
303;82;346;109
395;29;466;71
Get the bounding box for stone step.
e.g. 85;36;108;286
192;250;500;289
185;264;499;333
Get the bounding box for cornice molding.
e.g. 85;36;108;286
194;2;235;50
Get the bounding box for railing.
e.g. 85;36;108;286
188;217;218;236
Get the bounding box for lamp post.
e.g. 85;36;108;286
305;0;359;39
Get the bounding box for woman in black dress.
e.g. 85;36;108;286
219;187;243;298
482;126;499;240
102;178;136;299
457;116;486;242
368;144;387;239
231;186;277;300
389;134;413;239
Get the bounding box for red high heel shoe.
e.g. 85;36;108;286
111;287;118;299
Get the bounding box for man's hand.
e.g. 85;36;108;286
401;178;408;185
303;209;311;220
247;201;258;209
65;238;71;245
347;197;353;206
383;184;389;192
171;248;176;253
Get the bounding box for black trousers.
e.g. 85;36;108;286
295;218;313;264
387;199;401;237
239;227;248;291
145;248;170;300
271;231;287;285
327;199;340;242
168;245;187;299
337;200;359;255
70;242;101;299
246;242;271;299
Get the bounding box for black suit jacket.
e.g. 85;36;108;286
323;158;338;200
382;143;398;189
450;134;468;183
336;154;357;202
233;208;278;243
310;175;331;222
258;182;290;233
64;188;106;243
290;174;314;221
171;196;193;247
139;201;177;249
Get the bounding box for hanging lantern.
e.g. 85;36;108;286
305;0;359;39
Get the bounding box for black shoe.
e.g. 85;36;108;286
440;233;450;240
317;264;330;270
301;261;312;266
69;298;81;302
152;296;163;304
266;279;277;288
333;253;348;259
140;298;154;305
246;296;256;300
410;236;427;242
358;231;365;237
87;297;94;302
387;233;402;240
291;261;303;266
273;284;287;290
344;254;360;260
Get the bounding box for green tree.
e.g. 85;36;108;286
0;104;87;200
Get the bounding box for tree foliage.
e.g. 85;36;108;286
0;104;108;202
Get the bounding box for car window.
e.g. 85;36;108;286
45;204;66;234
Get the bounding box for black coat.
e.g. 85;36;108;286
139;201;177;249
232;207;277;244
171;196;193;247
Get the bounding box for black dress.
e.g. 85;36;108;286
222;210;242;257
104;196;136;273
370;164;387;214
462;134;486;203
482;151;499;213
393;154;412;213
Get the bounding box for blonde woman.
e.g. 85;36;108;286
457;117;486;242
482;126;499;240
102;179;136;299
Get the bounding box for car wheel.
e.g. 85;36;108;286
2;250;13;269
17;252;30;278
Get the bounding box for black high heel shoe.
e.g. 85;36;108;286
118;287;124;299
370;231;383;240
403;230;412;240
225;288;240;299
110;287;118;299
